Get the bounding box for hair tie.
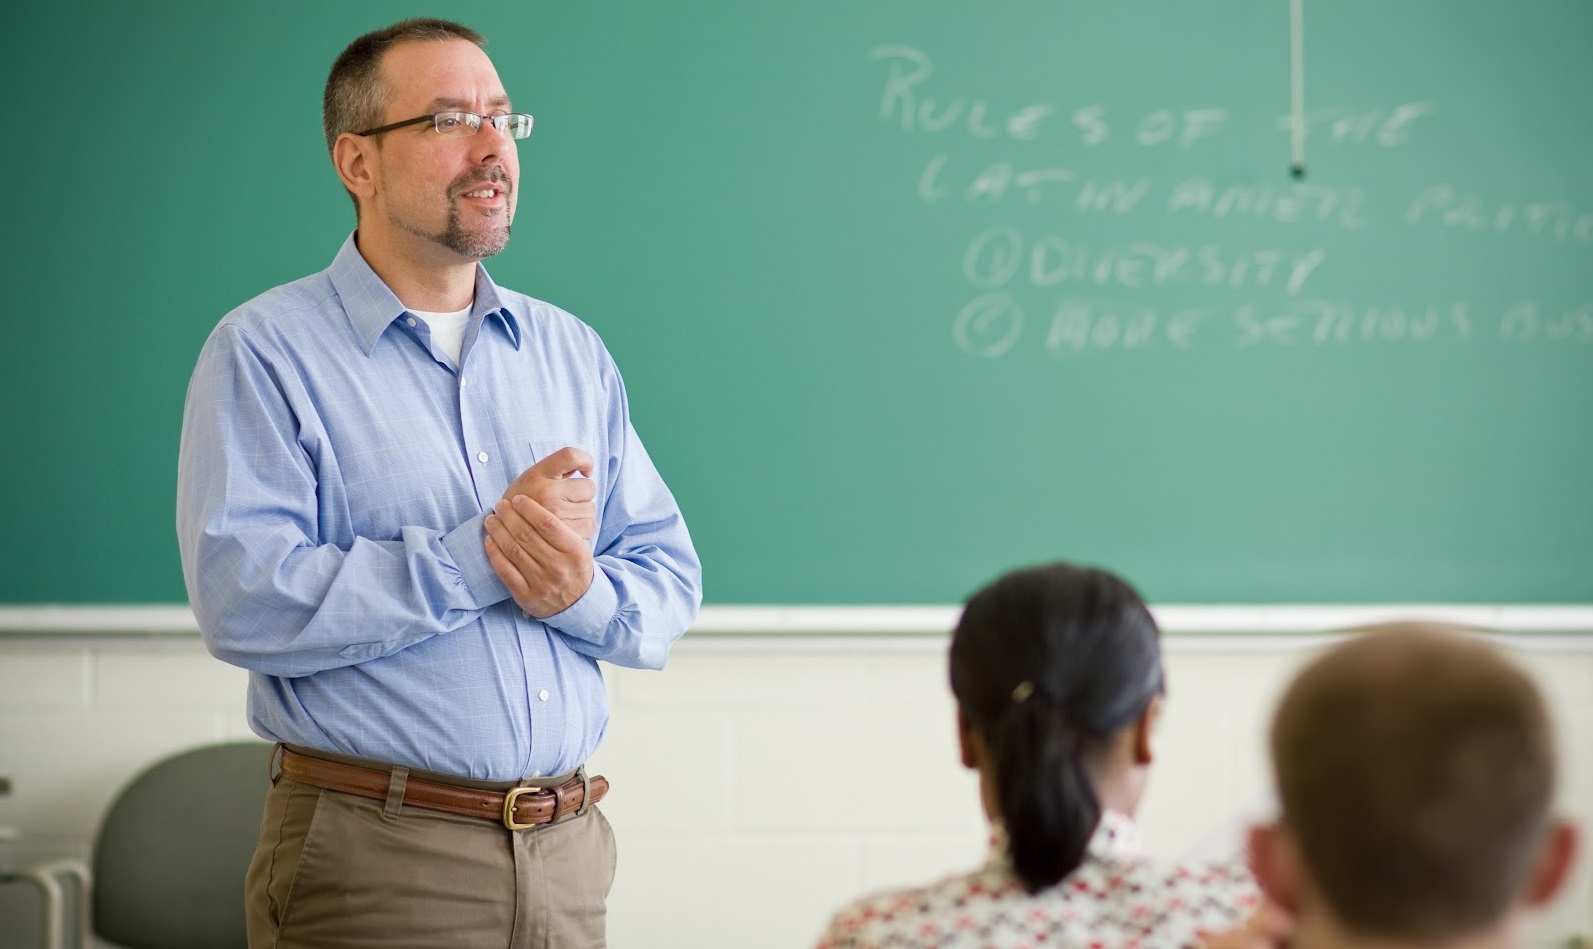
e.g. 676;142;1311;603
1010;680;1035;703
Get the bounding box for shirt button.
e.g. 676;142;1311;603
530;771;542;779
406;316;417;327
538;689;549;702
459;377;467;387
522;610;531;620
477;451;489;463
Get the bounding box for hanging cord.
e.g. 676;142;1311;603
1290;0;1306;178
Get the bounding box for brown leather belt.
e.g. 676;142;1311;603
278;746;608;831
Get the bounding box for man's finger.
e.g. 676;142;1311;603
528;446;594;480
510;494;586;550
559;477;597;503
490;500;557;556
484;534;532;600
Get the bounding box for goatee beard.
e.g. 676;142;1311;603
435;203;511;259
435;165;513;258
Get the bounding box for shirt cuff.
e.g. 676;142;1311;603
441;513;511;608
540;564;619;642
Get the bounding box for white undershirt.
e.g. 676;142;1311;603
408;305;472;366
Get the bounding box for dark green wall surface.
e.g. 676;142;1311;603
3;1;1589;605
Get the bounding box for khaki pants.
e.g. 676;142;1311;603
246;767;617;949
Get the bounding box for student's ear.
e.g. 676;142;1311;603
1131;693;1161;766
1247;823;1303;915
957;708;979;770
1523;818;1580;908
332;132;379;206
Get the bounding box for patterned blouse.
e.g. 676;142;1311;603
814;810;1258;949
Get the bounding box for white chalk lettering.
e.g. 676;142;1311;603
1277;102;1436;145
953;299;1515;357
1077;179;1151;213
867;45;932;132
966;227;1330;296
965;100;999;139
915;156;1149;211
1274;301;1473;346
1074;105;1109;144
1376;102;1439;146
1044;303;1203;352
1135;108;1227;148
1235;305;1303;346
918;153;949;202
952;292;1025;357
1168;177;1366;230
1501;303;1593;342
1014;168;1077;203
1137;110;1176;146
867;45;1059;142
1407;187;1591;243
1007;104;1053;140
1285;249;1327;295
963;225;1024;289
967;162;1015;202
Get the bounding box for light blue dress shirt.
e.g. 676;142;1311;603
177;234;701;780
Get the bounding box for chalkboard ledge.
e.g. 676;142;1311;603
1;605;1591;637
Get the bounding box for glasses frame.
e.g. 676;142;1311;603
354;111;534;140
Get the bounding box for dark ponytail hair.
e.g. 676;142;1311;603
949;562;1164;893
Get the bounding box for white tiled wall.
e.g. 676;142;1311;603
1;632;1589;948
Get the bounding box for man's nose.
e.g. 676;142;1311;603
470;120;514;160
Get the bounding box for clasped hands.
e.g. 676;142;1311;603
484;446;598;619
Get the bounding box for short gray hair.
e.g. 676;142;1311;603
322;18;486;154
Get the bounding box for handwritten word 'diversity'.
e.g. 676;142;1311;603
961;226;1328;296
953;298;1590;357
867;45;1434;148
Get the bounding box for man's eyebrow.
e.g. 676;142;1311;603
427;95;514;113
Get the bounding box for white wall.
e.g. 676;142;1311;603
1;629;1589;948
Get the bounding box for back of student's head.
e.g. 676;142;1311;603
1269;623;1560;940
949;562;1163;894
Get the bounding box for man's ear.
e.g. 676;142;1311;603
1523;818;1580;908
1247;823;1303;915
332;132;379;205
1131;693;1161;767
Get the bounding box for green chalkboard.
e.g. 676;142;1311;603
2;1;1590;606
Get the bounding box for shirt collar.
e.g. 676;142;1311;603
327;232;523;355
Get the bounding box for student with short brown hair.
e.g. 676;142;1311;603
1246;624;1580;949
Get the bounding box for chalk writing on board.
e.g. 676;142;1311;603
1168;179;1367;231
917;160;1371;232
867;44;1591;356
961;226;1328;296
1407;188;1593;242
954;297;1590;357
1500;304;1593;342
917;161;1369;231
869;45;1434;148
1271;103;1437;147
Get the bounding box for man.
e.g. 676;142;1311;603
1236;624;1580;949
176;18;700;948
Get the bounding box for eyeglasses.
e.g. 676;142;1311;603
354;111;534;140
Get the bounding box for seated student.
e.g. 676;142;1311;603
813;561;1262;949
1244;623;1580;949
